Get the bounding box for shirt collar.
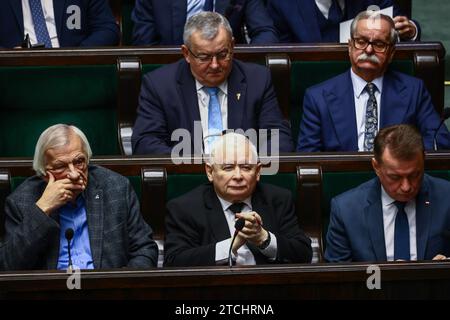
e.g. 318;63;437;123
350;68;384;98
195;79;228;95
380;185;414;210
216;194;252;213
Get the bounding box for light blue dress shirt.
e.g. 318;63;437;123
57;195;94;270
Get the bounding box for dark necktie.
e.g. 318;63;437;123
363;83;378;151
29;0;52;48
328;0;343;24
228;202;245;215
203;0;214;11
394;201;410;261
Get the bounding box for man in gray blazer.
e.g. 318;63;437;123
2;124;158;270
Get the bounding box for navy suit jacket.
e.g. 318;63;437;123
131;0;279;45
132;59;294;155
164;183;312;266
325;175;450;262
0;0;119;48
2;165;158;270
297;70;450;151
268;0;420;43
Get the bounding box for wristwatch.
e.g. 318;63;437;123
257;231;271;250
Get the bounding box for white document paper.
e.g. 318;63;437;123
339;6;394;43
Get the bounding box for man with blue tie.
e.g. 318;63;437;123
325;124;450;262
268;0;419;43
2;124;158;270
0;0;119;48
297;11;450;152
132;11;293;155
131;0;278;45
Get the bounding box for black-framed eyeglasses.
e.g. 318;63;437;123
352;37;391;53
187;47;232;64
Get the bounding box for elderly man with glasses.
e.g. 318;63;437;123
2;124;158;271
296;10;450;152
132;11;294;156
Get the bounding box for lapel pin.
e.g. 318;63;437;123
236;93;241;101
95;194;100;199
425;201;430;205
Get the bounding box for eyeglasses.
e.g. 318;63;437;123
46;156;87;174
187;47;232;64
352;37;391;53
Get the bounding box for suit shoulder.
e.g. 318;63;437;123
425;174;450;192
305;71;349;94
258;182;292;198
143;59;183;80
233;59;270;76
89;165;130;187
387;69;424;85
7;176;45;201
167;183;210;208
332;178;376;204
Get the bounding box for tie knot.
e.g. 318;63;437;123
394;201;406;211
228;202;245;214
365;83;376;95
206;87;219;96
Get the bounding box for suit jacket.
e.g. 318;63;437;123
2;165;158;270
325;175;450;262
164;183;312;266
297;69;450;151
268;0;420;43
0;0;119;48
131;0;279;45
132;58;294;154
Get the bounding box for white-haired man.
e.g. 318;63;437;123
2;124;158;270
164;132;312;266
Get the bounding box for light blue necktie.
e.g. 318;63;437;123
205;87;223;150
363;83;378;151
187;0;205;18
29;0;52;48
394;201;410;261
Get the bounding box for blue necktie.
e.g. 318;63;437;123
394;201;410;261
363;83;378;151
203;0;214;11
328;0;343;24
205;87;223;150
29;0;52;48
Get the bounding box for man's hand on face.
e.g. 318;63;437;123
36;171;86;216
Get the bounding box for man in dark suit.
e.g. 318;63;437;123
268;0;419;43
297;11;450;152
164;132;312;266
131;0;278;45
0;0;119;48
2;124;158;270
132;12;293;155
325;124;450;262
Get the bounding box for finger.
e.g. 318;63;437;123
47;171;55;184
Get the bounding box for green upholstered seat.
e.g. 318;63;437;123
0;65;119;157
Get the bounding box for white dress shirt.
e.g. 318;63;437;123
350;69;383;151
381;187;417;261
22;0;60;48
196;80;228;153
315;0;345;19
215;196;277;265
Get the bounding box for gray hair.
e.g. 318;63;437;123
33;124;92;176
183;11;233;48
207;132;258;165
350;10;399;44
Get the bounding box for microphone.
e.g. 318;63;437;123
228;218;245;267
65;228;74;271
433;107;450;150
